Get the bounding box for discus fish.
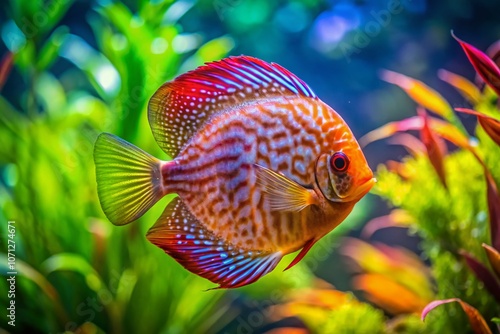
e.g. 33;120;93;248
94;56;375;289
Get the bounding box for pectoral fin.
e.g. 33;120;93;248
253;164;318;212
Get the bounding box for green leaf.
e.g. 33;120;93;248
36;25;68;71
34;72;67;116
179;35;235;73
138;0;177;27
42;0;75;34
197;35;235;61
11;0;74;39
42;253;107;294
14;40;36;72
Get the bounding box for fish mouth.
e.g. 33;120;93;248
342;177;377;202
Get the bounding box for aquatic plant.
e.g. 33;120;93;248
361;34;500;333
0;1;238;332
264;239;432;333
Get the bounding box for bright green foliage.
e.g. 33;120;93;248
322;302;386;334
0;0;238;332
386;314;429;334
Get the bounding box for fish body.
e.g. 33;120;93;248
94;56;375;288
164;97;356;252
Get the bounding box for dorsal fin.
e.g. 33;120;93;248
148;56;317;157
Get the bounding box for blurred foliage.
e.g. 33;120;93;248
271;288;387;334
342;238;434;315
0;0;238;333
266;283;429;334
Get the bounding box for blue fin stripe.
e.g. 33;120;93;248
146;197;283;288
238;62;273;84
231;66;264;88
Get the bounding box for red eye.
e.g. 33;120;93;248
330;152;349;172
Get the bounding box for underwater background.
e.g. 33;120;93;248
1;0;500;333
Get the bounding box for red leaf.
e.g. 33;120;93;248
421;298;493;334
360;116;440;147
475;40;500;88
482;243;500;280
486;40;500;64
455;108;500;147
360;115;469;150
460;251;500;303
453;32;500;97
485;171;500;251
0;52;13;92
486;40;500;70
264;328;309;334
354;273;428;315
418;107;447;189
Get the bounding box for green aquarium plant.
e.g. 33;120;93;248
360;33;500;333
0;1;239;333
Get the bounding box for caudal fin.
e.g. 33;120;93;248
94;133;164;226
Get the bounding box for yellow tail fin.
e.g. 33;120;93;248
94;133;164;225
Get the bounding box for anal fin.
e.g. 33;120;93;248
146;197;282;289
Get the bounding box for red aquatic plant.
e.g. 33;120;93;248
453;32;500;97
363;32;500;332
360;209;413;239
417;107;448;189
422;298;493;334
438;69;481;104
0;52;13;92
455;108;500;147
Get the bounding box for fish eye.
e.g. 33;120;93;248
330;152;349;173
